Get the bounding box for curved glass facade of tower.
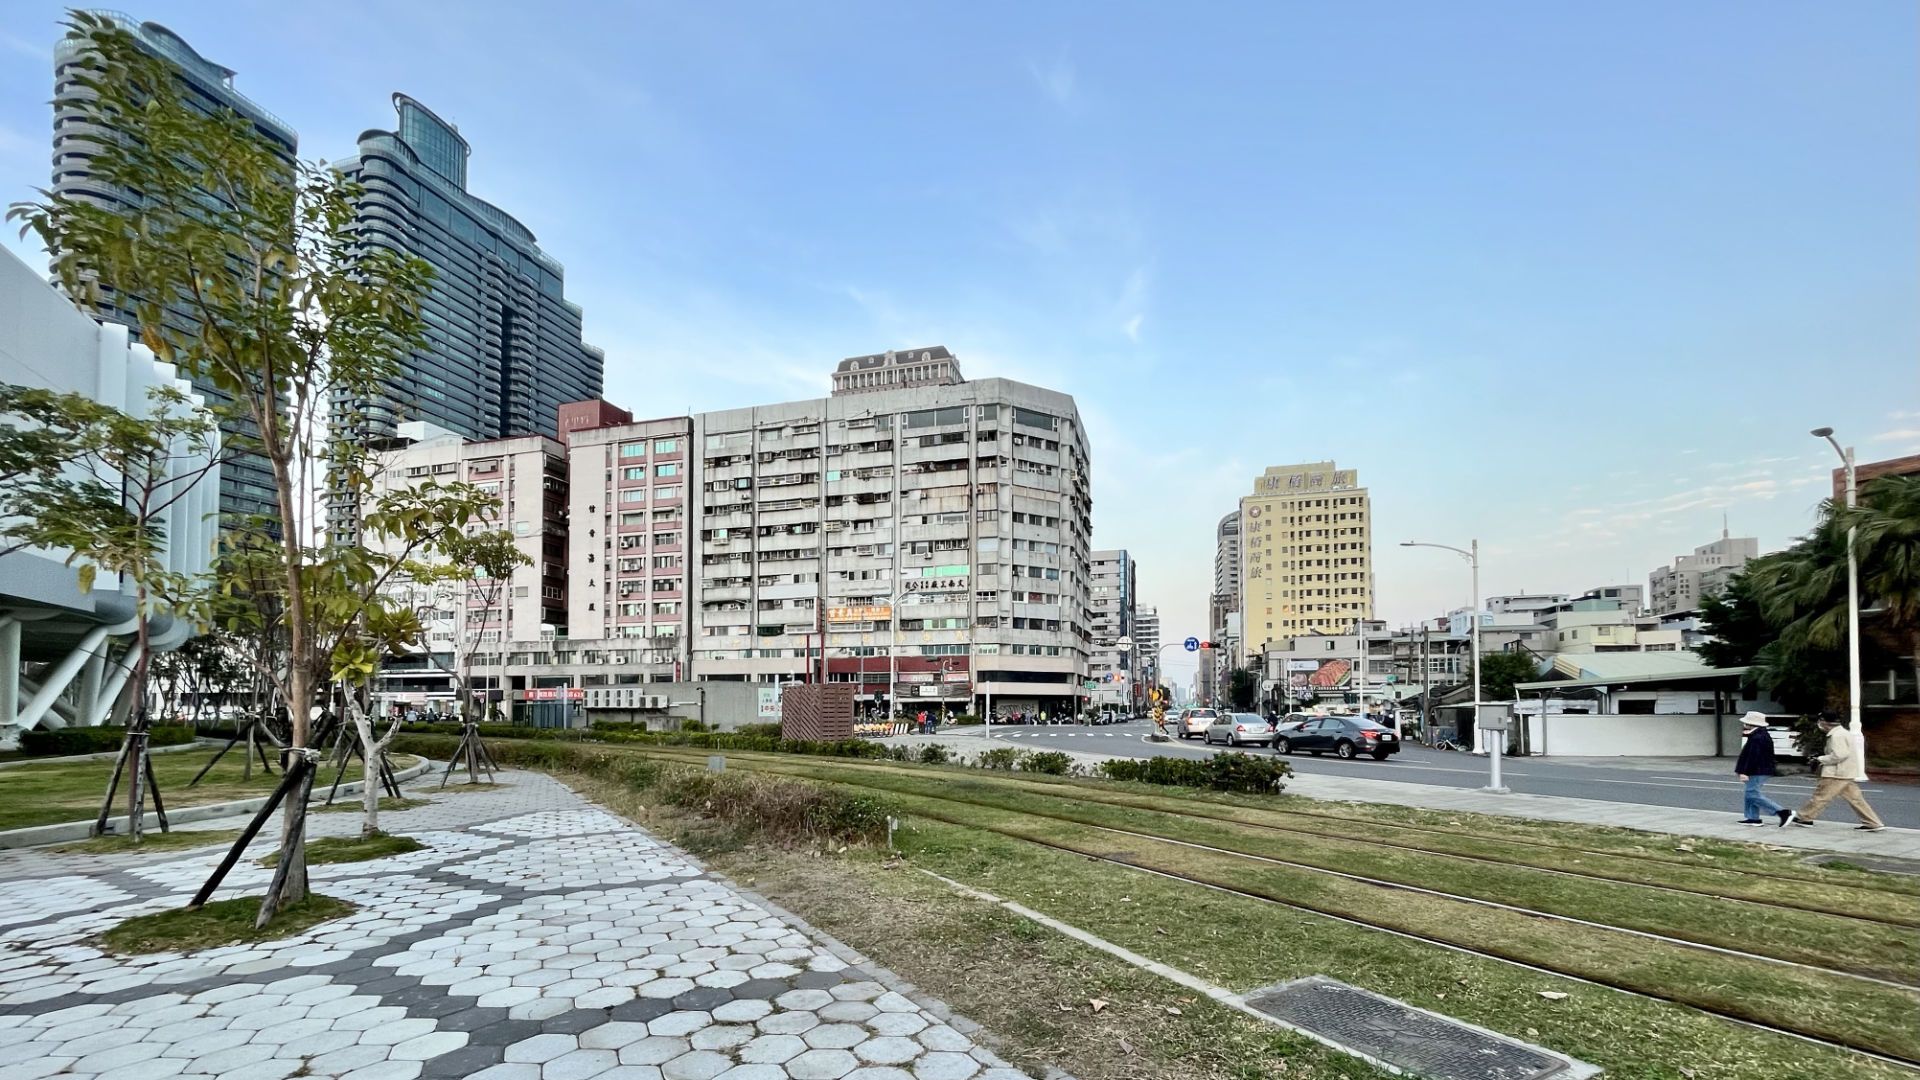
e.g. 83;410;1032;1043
334;94;604;445
51;12;297;527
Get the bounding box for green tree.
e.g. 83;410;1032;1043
10;12;463;922
421;528;532;726
1840;474;1920;679
1228;665;1260;711
1474;651;1542;702
1695;564;1772;669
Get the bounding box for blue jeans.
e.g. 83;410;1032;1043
1743;775;1783;819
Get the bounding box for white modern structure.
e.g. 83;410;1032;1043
1649;528;1759;616
0;247;220;745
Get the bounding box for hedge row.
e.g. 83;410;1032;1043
18;724;197;757
1095;752;1291;794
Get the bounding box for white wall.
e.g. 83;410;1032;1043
1524;712;1719;756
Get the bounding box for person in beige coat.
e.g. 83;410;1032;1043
1790;713;1886;831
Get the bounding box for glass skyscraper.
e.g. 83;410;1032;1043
52;12;297;527
333;94;604;445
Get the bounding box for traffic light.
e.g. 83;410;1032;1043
1200;641;1218;651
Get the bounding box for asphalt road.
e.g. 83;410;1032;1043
963;719;1920;829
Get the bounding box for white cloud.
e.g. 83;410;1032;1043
1028;51;1077;109
1121;314;1142;342
1;32;47;61
1872;428;1920;443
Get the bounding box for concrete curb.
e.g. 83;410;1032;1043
881;733;1920;859
0;755;429;849
0;738;215;772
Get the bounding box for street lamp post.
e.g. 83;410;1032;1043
1402;538;1502;792
1812;428;1862;738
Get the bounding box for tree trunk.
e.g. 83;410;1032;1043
263;435;311;911
255;759;312;928
351;701;382;838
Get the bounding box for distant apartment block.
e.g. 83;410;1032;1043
367;423;567;703
565;415;696;674
693;350;1093;717
1089;549;1136;710
1649;530;1759;615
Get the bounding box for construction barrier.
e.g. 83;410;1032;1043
854;721;915;738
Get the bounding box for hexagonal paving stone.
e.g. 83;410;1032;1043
852;1036;922;1065
617;1037;690;1066
736;1033;806;1065
660;1049;732;1080
913;1051;982;1080
801;1024;869;1050
505;1033;580;1064
785;1048;861;1080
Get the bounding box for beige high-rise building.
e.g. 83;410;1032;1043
1239;461;1373;655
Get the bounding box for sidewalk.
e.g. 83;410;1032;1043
0;770;1034;1080
887;733;1920;862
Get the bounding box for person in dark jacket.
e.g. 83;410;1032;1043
1734;711;1789;826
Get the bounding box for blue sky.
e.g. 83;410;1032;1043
3;2;1915;685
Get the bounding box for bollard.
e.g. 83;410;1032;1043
886;815;898;851
707;755;725;773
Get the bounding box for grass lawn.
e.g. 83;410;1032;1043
0;750;423;831
532;747;1920;1080
50;828;242;854
260;832;424;866
94;894;355;955
661;754;1917;982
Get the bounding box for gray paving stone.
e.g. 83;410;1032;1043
505;1033;579;1064
420;1042;506;1077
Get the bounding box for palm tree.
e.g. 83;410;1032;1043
1841;474;1920;678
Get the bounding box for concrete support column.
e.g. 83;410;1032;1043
0;619;20;727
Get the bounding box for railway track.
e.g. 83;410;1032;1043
617;746;1920;1067
637;747;1920;927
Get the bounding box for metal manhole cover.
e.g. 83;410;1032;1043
1244;977;1573;1080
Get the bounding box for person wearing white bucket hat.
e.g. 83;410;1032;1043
1733;711;1789;827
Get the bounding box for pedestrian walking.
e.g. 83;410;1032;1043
1790;713;1886;831
1733;712;1788;826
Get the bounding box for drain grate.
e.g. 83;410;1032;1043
1244;977;1575;1080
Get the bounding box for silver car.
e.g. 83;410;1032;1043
1203;712;1274;747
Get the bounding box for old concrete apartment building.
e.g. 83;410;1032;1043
1088;549;1137;712
1649;529;1759;616
365;349;1094;722
367;423;568;704
691;350;1094;718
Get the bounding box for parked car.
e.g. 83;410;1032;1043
1273;715;1401;760
1203;711;1275;747
1177;707;1219;738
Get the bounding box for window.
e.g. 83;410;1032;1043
654;439;678;454
620;489;646;504
619;443;646;459
655;462;680;478
623;467;647;481
656;485;681;500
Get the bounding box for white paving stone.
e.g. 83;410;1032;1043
0;770;1019;1080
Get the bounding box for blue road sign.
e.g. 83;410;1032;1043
1184;637;1200;652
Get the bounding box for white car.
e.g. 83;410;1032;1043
1204;712;1274;748
1177;707;1219;738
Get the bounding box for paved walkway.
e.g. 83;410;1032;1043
0;772;1031;1080
891;733;1920;861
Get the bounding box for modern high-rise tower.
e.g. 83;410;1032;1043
332;94;604;445
51;12;297;526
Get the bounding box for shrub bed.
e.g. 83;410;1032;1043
19;724;195;757
1097;751;1291;793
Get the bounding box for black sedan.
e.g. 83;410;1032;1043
1272;715;1401;760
